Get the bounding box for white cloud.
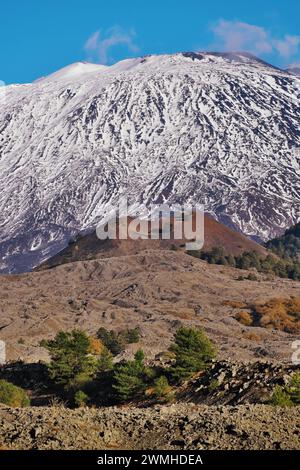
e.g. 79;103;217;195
212;20;272;55
84;31;100;52
211;20;300;59
84;27;139;64
273;35;300;58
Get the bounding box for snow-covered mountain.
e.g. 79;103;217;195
1;52;300;273
287;65;300;76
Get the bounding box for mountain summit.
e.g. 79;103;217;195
0;52;300;272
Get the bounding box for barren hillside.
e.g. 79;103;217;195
1;250;299;363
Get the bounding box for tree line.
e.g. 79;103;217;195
188;247;300;280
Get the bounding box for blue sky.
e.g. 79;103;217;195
1;0;300;84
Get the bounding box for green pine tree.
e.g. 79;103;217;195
41;330;98;389
169;327;216;383
113;349;147;401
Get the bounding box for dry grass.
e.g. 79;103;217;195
242;331;262;342
223;300;248;309
48;397;67;409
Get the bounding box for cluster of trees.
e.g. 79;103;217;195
96;327;140;356
37;327;216;407
270;373;300;407
188;247;300;280
1;326;299;409
266;222;300;260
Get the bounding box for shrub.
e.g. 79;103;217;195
153;376;173;401
253;298;300;333
286;373;300;405
269;373;300;407
242;331;262;342
96;328;125;356
223;300;247;309
169;327;216;383
0;380;30;407
74;390;89;407
208;378;219;393
269;385;293;407
234;297;300;333
247;273;258;281
123;328;141;344
235;311;253;326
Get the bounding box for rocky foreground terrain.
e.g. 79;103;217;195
0;403;299;450
1;359;299;450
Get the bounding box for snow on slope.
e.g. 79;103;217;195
0;52;300;273
37;62;108;82
287;66;300;76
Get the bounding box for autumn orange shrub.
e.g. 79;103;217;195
88;337;105;355
235;297;300;333
235;311;253;326
254;297;300;333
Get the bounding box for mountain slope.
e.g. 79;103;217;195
1;52;300;273
1;249;300;363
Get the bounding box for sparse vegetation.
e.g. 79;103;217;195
269;373;300;407
0;380;30;407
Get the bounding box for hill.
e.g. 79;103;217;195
36;214;267;271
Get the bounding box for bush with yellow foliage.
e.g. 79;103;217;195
235;297;300;333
